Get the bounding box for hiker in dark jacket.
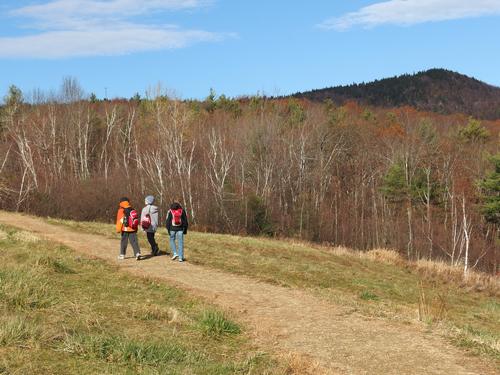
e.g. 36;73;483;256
141;195;160;256
166;201;188;262
115;197;142;260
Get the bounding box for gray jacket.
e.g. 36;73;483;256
141;204;159;233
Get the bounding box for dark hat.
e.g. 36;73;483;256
119;197;130;203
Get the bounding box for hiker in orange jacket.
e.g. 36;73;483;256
115;197;142;260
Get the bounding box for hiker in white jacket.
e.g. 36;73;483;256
141;195;160;256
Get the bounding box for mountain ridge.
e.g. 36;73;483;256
292;69;500;120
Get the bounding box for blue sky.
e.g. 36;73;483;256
1;0;500;100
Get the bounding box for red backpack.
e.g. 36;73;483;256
141;213;151;230
124;208;139;230
170;208;183;226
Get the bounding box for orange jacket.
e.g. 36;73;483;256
115;201;136;233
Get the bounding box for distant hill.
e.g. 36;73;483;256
293;69;500;120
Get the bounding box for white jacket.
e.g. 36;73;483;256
141;204;159;233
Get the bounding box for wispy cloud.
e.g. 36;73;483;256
0;0;224;58
319;0;500;31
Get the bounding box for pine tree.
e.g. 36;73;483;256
380;162;407;202
479;154;500;224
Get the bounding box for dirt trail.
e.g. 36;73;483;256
0;212;495;375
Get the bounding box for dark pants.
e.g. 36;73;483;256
120;232;141;256
146;232;159;255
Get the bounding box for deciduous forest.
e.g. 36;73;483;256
0;79;498;273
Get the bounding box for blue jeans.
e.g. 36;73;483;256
169;231;184;260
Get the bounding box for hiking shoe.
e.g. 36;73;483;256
118;254;125;260
179;258;184;263
136;253;142;261
171;254;178;261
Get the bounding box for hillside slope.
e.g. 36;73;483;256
0;212;498;374
294;69;500;119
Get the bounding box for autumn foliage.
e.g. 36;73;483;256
0;82;498;273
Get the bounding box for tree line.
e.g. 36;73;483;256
0;80;498;273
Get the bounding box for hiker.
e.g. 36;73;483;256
115;197;142;260
166;201;188;262
141;195;159;256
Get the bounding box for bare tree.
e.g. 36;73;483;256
461;194;473;277
206;128;234;229
100;104;118;180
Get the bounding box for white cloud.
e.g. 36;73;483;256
319;0;500;30
0;26;220;58
11;0;209;29
1;0;223;58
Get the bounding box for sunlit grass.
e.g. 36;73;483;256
198;310;241;338
44;217;500;365
0;224;284;374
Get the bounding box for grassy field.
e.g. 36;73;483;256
46;218;500;366
0;224;290;374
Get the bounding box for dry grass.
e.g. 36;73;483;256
351;247;498;296
326;245;499;297
11;230;41;243
364;248;405;264
280;352;329;375
0;224;286;374
414;259;499;295
18;215;500;365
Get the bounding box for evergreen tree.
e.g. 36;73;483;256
205;88;217;113
458;118;490;143
380;162;407;202
4;85;23;107
479;154;500;224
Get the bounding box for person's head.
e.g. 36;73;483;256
119;197;130;208
170;201;181;210
145;195;155;205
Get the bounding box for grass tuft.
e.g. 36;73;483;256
450;325;500;360
359;291;379;301
0;268;55;310
35;255;75;274
0;316;39;347
365;248;404;265
198;310;241;338
60;333;193;365
280;352;326;375
132;304;179;322
10;230;40;243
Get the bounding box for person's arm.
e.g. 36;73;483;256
140;207;146;231
115;209;123;233
182;209;188;235
152;207;159;231
166;210;171;235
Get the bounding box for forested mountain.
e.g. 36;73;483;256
293;69;500;120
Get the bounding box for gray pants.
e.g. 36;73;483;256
120;232;141;256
